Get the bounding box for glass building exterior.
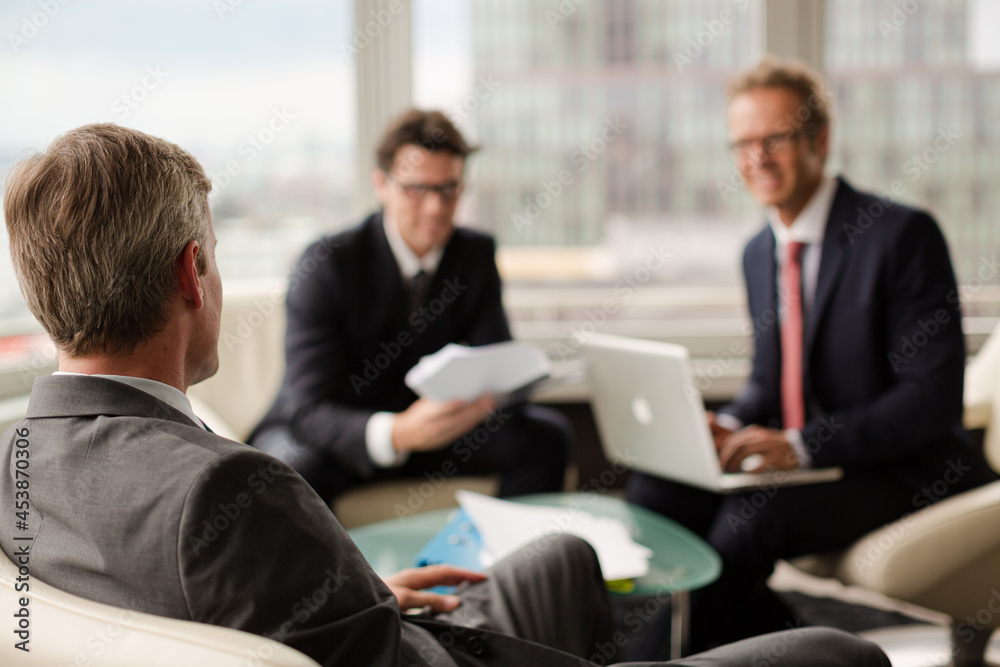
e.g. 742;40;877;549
469;0;1000;291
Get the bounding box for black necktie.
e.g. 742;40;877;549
408;270;430;317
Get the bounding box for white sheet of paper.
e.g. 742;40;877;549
405;341;552;402
456;491;652;581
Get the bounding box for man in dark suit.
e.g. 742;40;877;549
0;124;889;665
250;109;570;504
627;57;996;650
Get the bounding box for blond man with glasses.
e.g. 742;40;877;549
626;57;996;653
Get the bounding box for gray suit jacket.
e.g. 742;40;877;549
0;375;589;667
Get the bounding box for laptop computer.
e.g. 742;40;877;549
582;333;842;493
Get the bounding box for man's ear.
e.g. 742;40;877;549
175;240;204;310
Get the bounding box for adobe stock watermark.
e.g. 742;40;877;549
948;253;1000;306
722;418;843;533
590;574;682;665
186;459;286;557
545;0;589;30
948;589;1000;657
16;338;58;388
242;566;352;667
208;107;296;197
221;238;339;354
213;0;248;20
886;308;953;373
7;0;72;52
393;406;514;522
339;0;405;63
878;0;929;39
672;0;750;72
444;75;502;124
104;66;168;122
691;280;805;397
842;125;960;245
511;116;628;232
60;609;139;667
520;460;640;566
350;278;469;396
749;623;812;667
547;245;672;361
851;458;970;573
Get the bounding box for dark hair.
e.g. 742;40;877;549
375;109;479;172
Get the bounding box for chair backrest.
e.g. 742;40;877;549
0;550;319;666
965;318;1000;471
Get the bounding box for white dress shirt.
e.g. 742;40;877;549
53;371;207;429
365;214;448;468
717;175;839;468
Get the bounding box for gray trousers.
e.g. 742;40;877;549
433;534;889;667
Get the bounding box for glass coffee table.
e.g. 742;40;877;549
348;492;720;658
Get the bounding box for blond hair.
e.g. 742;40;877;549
4;123;211;356
727;56;832;133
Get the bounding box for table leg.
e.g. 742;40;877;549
670;590;689;659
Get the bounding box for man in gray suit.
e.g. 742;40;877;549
0;124;888;665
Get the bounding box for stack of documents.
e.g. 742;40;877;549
455;491;652;581
405;341;552;402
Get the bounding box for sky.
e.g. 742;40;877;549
0;0;474;316
0;0;471;162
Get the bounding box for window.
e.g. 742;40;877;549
0;0;355;322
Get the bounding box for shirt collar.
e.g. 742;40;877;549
768;175;838;247
53;371;202;428
382;213;445;281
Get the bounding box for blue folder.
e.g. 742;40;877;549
412;508;484;572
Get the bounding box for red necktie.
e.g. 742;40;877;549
781;241;806;430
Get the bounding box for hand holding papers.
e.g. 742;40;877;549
455;491;652;581
405;341;552;402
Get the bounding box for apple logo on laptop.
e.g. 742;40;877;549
631;395;654;425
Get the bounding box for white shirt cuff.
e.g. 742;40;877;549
365;412;409;468
784;428;812;469
714;413;744;432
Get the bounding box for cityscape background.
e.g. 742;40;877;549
1;0;999;327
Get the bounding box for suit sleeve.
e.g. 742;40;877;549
280;243;377;478
464;236;513;346
177;449;408;666
806;213;967;468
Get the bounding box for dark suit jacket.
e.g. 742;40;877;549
0;375;592;667
721;178;994;492
252;213;512;478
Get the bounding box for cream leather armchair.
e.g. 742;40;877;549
0;549;319;667
793;320;1000;667
188;280;498;528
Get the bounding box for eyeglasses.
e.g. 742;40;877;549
385;173;464;202
728;130;806;159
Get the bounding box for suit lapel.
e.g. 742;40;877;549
752;228;778;329
805;179;852;357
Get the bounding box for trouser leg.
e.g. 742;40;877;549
437;534;616;661
655;627;890;667
627;470;918;652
